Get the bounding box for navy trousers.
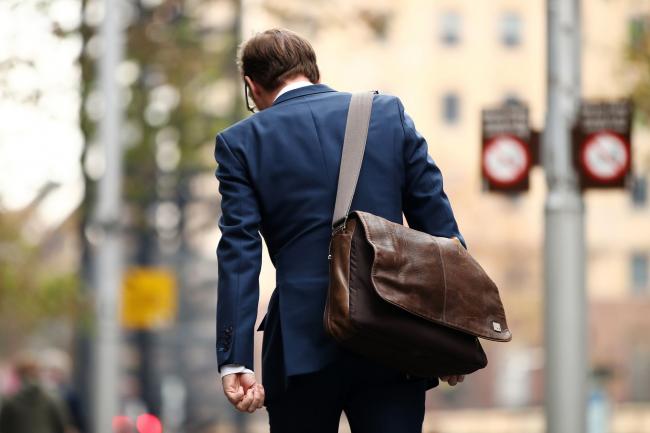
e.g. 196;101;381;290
265;348;428;433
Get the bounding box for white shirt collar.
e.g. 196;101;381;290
273;80;314;102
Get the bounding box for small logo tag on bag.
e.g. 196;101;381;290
492;321;502;332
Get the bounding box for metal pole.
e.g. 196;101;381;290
93;0;124;432
543;1;586;433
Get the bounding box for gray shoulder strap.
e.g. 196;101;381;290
332;91;375;228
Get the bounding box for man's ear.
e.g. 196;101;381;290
244;76;260;98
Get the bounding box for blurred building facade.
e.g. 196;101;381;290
237;0;650;410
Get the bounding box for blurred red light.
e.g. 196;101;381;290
136;413;162;433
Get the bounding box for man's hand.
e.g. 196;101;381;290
439;374;465;386
221;372;265;413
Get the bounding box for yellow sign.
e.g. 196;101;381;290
121;267;176;329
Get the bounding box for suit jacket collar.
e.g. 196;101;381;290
272;83;337;107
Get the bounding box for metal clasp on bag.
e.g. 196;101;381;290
328;215;349;260
328;239;333;261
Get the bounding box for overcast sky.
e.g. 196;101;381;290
0;0;83;229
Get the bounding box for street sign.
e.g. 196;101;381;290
573;100;633;189
481;103;535;192
580;131;630;182
121;267;177;330
482;134;531;187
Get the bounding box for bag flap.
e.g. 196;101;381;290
352;211;512;342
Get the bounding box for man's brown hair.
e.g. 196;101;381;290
238;28;320;92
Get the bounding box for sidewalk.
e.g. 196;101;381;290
217;402;650;433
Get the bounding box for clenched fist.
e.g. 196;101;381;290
221;372;265;413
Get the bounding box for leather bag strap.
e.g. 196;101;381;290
332;91;376;228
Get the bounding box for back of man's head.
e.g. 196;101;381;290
238;28;320;92
14;353;40;385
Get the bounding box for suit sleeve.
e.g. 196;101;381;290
397;98;468;250
214;133;262;372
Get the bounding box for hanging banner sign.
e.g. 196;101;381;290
573;100;633;189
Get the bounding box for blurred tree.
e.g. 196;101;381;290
0;0;51;104
120;0;234;253
76;0;242;421
627;14;650;125
0;203;84;358
78;0;237;265
0;0;241;425
0;0;86;357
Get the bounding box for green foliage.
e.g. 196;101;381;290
0;0;241;354
119;1;236;223
79;0;240;262
0;214;86;357
626;14;650;125
0;0;88;356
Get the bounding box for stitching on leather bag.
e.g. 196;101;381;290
325;235;340;339
435;237;448;322
348;228;357;320
325;235;336;336
327;230;356;341
355;211;380;288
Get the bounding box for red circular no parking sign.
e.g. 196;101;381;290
579;130;630;183
482;134;531;187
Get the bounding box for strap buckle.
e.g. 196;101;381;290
332;215;348;234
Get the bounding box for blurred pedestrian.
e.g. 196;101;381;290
214;28;466;432
0;354;67;433
40;349;86;433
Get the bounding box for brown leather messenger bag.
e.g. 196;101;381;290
324;91;512;378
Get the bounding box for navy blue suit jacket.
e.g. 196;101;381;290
214;84;467;399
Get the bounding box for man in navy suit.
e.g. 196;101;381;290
214;28;467;432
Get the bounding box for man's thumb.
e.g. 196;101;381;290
227;384;245;403
223;376;245;402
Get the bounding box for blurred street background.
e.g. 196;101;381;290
1;0;650;432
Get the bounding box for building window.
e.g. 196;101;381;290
442;93;460;124
631;174;648;207
500;12;522;47
631;252;649;295
503;93;523;107
440;12;461;46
